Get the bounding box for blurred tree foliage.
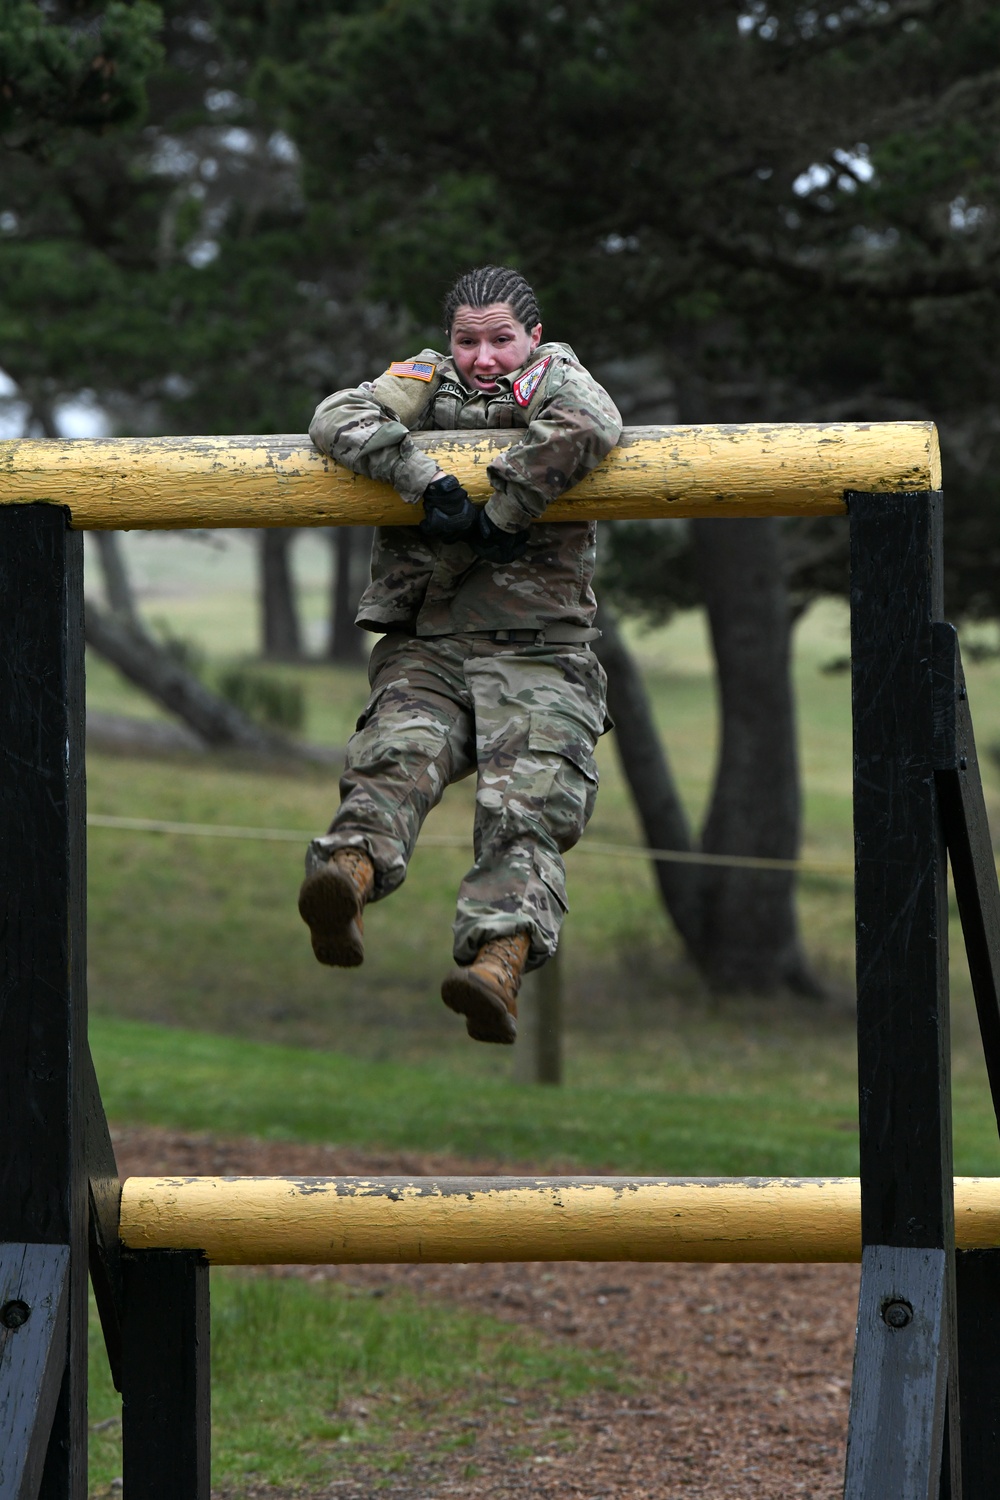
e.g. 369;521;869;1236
0;0;399;664
216;0;1000;620
0;0;399;438
198;0;1000;993
7;0;1000;989
9;0;999;585
0;0;162;144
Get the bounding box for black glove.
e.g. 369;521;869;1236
419;474;477;542
469;507;531;563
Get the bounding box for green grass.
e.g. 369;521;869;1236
82;596;1000;1065
78;549;1000;1496
85;613;853;1069
82;578;1000;1164
88;1272;623;1494
90;1013;1000;1177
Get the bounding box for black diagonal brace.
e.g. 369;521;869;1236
932;622;1000;1137
84;1046;123;1392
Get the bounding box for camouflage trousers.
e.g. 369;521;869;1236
307;632;608;968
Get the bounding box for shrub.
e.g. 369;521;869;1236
216;664;305;732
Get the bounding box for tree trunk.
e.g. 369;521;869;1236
86;524;272;750
85;600;290;756
94;531;142;627
595;549;823;996
691;518;822;996
327;526;371;663
593;604;703;952
259;528;303;660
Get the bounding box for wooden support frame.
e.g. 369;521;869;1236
121;1250;210;1500
931;620;1000;1495
933;623;1000;1133
0;422;941;527
0;1245;70;1500
3;434;1000;1498
112;1173;1000;1266
84;1046;124;1392
846;490;961;1498
0;505;90;1500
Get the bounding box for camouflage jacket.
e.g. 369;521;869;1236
308;342;622;638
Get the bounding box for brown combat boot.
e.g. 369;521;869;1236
441;932;530;1045
298;848;375;967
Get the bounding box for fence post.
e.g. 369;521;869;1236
0;505;89;1499
844;490;959;1498
514;948;563;1086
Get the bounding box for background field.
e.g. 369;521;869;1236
85;527;1000;1177
83;528;1000;1494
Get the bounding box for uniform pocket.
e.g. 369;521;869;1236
527;712;599;786
531;844;569;914
354;684;388;733
345;688;457;804
513;711;599;851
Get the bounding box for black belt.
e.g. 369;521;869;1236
368;626;600;645
470;627;600;645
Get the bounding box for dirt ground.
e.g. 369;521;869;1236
114;1126;860;1500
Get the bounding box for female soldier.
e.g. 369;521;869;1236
300;266;621;1044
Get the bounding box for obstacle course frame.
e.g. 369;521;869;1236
3;423;1000;1498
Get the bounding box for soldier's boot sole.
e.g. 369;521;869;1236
298;865;365;967
440;971;517;1045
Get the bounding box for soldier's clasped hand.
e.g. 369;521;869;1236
419;474;477;541
468;508;530;563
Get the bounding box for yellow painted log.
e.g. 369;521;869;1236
0;422;939;530
118;1175;1000;1266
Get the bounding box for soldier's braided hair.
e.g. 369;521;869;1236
444;266;541;333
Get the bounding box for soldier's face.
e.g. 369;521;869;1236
449;303;542;393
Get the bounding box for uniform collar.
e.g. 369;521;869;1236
440;341;569;393
441;353;520;396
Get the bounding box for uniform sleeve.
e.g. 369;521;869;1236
484;357;623;532
308;352;442;505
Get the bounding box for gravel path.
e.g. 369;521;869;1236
113;1126;858;1499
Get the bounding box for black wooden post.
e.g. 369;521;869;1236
954;1249;1000;1499
121;1250;211;1499
844;491;960;1499
0;505;89;1499
930;623;1000;1496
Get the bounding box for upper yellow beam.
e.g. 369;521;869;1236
0;422;940;530
119;1174;996;1265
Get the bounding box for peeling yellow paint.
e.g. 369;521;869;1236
0;422;940;529
117;1175;998;1265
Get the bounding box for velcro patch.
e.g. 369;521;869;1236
436;380;468;400
512;355;552;407
386;359;436;381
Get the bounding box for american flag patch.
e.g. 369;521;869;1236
386;359;436;381
513;355;552;407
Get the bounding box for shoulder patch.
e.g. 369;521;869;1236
512;354;552;408
386;359;436;381
436;379;469;400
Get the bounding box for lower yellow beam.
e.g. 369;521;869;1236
0;421;940;529
118;1176;1000;1265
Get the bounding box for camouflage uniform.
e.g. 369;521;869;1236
307;343;622;967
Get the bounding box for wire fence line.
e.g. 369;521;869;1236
86;812;855;876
